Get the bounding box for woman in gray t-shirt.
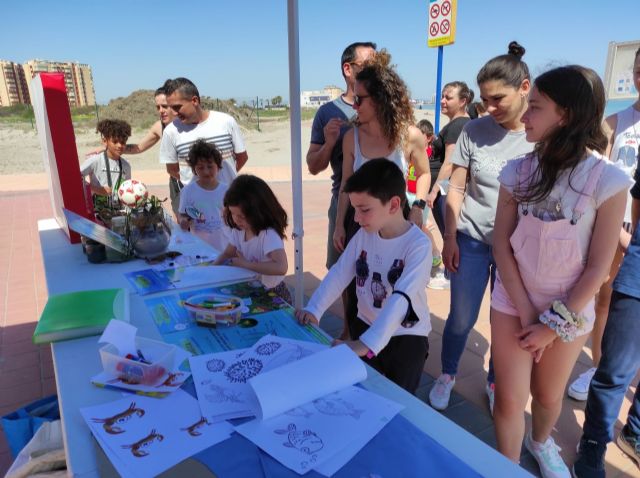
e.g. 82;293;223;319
428;42;533;414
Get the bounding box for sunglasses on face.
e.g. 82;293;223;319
354;94;370;107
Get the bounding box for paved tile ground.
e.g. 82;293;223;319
0;180;638;477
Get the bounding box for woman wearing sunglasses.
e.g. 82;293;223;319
333;50;430;253
332;49;430;341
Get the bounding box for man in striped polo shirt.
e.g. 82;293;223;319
160;77;248;215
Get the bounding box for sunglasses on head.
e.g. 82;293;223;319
354;94;370;107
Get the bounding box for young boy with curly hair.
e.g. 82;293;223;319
81;119;132;208
178;139;229;251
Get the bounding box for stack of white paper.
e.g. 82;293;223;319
237;385;403;476
190;335;328;422
191;336;404;476
80;390;232;478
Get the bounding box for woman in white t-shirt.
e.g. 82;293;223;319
491;65;629;474
214;175;291;304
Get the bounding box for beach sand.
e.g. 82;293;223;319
0;108;438;191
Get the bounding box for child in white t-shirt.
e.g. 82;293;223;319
296;159;432;394
213;175;291;303
80;119;132;209
178;140;228;252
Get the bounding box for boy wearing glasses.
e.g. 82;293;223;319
159;77;248;206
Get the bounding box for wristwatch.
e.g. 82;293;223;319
412;199;426;210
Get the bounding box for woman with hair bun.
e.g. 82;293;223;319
430;42;533;414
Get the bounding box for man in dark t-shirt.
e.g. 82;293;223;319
306;42;376;270
306;42;376;341
427;115;470;236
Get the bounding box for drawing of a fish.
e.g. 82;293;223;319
313;397;363;419
275;423;323;455
284;406;313;419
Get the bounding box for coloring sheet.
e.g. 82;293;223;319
190;348;253;422
247;344;367;420
190;336;328;422
235;385;403;475
81;389;233;478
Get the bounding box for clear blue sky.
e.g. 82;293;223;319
2;0;638;104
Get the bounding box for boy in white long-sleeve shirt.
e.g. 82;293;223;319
296;158;432;393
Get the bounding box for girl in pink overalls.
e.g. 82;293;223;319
490;65;630;477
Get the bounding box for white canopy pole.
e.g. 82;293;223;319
286;0;304;308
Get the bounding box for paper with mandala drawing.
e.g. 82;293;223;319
190;335;328;421
80;389;232;478
235;385;403;475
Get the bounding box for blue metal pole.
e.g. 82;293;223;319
434;45;444;134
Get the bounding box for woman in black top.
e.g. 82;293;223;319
427;81;473;235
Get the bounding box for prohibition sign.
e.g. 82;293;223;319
430;22;439;36
441;1;451;16
441;19;450;34
430;3;440;18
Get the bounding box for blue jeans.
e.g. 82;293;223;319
583;291;640;443
441;231;495;383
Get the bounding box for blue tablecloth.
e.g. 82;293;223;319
193;412;483;477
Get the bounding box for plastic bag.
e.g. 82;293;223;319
1;395;59;458
5;419;66;478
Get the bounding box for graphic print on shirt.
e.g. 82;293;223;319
355;250;369;287
186;198;223;231
614;133;639;171
370;272;387;308
528;195;566;222
387;259;405;290
471;149;508;177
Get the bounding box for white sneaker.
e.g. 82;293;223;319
485;382;495;416
429;374;455;410
428;271;450;290
568;367;596;401
524;432;570;478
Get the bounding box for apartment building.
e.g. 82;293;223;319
0;59;96;107
0;60;30;106
23;60;96;107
